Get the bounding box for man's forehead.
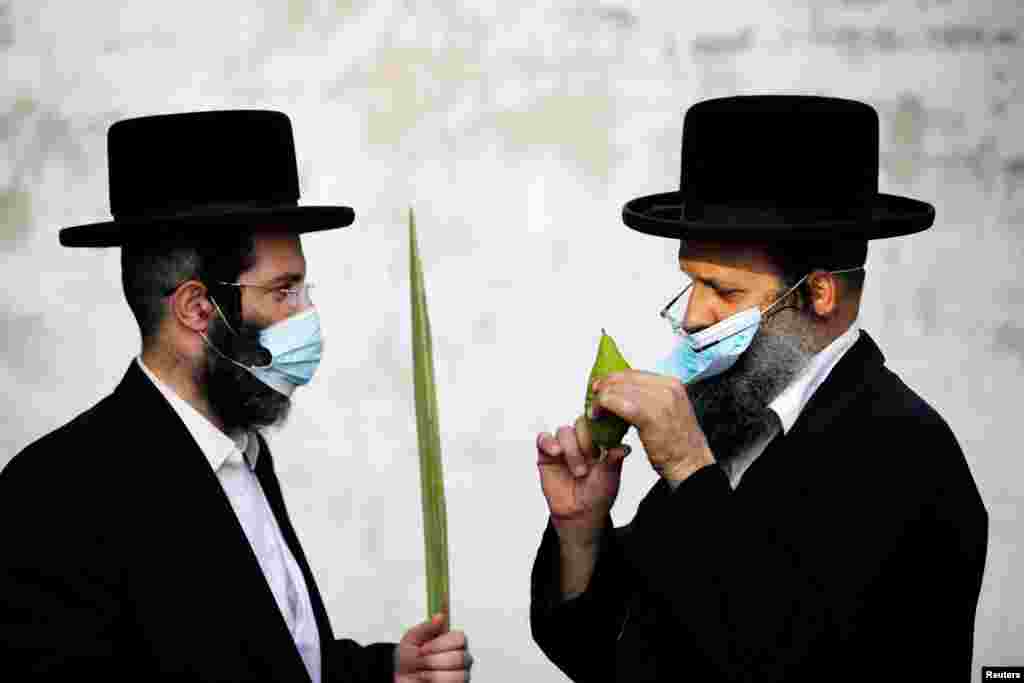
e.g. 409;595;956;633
677;239;780;278
246;229;306;277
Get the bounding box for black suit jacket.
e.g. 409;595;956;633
531;331;988;682
0;361;396;681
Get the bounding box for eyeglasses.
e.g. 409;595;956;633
659;267;864;335
659;279;694;336
216;280;315;309
161;280;315;309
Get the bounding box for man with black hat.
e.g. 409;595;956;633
0;111;472;682
530;96;987;682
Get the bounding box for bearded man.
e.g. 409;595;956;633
0;111;472;682
530;96;988;682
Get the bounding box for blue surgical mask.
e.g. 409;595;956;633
203;303;324;397
245;308;323;396
656;267;862;385
656;305;761;385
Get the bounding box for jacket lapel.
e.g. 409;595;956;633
734;331;886;493
788;330;885;440
112;362;312;682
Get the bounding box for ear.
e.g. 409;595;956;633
171;280;215;334
806;270;839;318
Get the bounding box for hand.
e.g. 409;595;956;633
591;370;715;484
395;613;472;683
536;417;632;546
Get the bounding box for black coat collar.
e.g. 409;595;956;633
788;329;885;439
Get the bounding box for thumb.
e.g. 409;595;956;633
404;612;446;646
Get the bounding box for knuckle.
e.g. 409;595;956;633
668;377;686;400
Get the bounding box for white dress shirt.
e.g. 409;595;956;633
136;357;322;683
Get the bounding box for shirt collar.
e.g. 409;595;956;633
135;356;260;472
768;320;862;435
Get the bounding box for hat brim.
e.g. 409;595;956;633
621;191;935;241
59;204;355;247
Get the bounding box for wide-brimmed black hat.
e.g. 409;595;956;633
622;95;935;241
59;109;354;247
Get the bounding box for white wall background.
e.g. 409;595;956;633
2;0;1022;677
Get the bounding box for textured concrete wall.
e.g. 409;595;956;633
2;0;1021;676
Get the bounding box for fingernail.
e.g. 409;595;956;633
574;465;587;477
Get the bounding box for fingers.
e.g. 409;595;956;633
573;415;595;457
594;380;684;430
404;613;447;646
419;629;467;656
594;385;641;424
416;671;469;682
556;424;587;478
592;369;686;396
536;432;562;465
417;632;472;681
419;648;471;670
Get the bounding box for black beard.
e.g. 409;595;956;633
203;317;291;434
688;327;812;463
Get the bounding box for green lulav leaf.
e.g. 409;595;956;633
408;207;451;629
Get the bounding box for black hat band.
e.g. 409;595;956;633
112;198;298;222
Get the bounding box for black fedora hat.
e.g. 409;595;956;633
59;109;354;247
622;95;934;241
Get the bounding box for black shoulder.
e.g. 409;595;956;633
1;390;122;488
866;363;947;426
865;364;982;497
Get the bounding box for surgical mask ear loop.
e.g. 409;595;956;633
204;294;272;370
208;293;239;337
762;273;811;320
761;266;865;320
200;331;256;373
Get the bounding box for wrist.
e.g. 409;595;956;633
661;445;716;484
556;524;604;599
552;517;604;550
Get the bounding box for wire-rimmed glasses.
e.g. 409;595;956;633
659;279;694;336
161;279;316;309
215;280;315;309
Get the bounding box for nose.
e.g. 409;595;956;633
681;285;719;335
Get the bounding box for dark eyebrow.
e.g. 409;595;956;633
265;272;304;287
687;273;741;292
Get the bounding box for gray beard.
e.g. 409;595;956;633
687;328;813;463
